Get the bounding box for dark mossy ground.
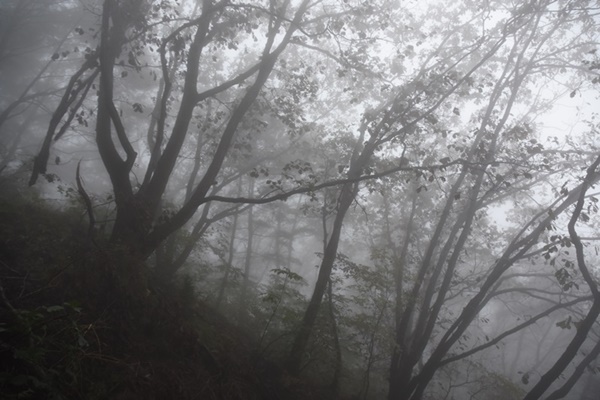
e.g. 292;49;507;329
0;197;336;400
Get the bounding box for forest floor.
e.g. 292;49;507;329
0;197;336;399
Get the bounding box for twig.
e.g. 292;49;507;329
76;161;96;239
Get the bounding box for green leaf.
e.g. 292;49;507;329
77;334;89;348
45;305;65;313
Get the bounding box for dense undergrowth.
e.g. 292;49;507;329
0;194;334;400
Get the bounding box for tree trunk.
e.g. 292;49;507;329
327;278;342;398
523;300;600;400
237;179;255;325
215;181;242;309
388;194;417;400
286;179;358;374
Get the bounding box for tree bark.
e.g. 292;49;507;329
287;127;377;373
523;154;600;400
388;193;417;400
286;178;360;374
216;180;242;309
237;179;255;325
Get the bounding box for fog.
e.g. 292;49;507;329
1;1;600;399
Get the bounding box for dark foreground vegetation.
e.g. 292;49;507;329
0;191;335;400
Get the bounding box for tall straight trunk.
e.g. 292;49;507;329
388;194;418;400
389;19;543;396
215;181;242;308
321;190;341;397
327;278;342;398
237;179;255;325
